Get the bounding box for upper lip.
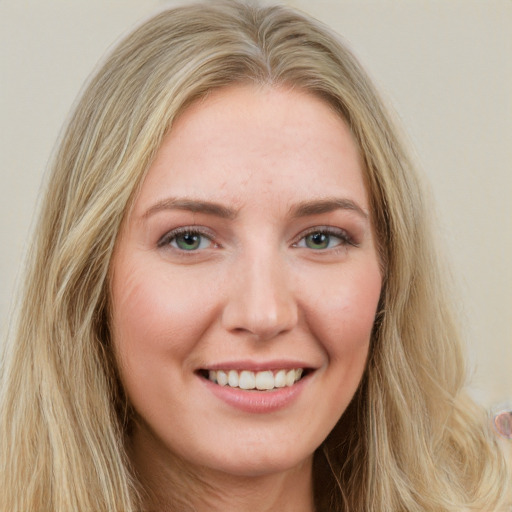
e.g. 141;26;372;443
199;360;315;372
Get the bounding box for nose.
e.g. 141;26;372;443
221;249;298;341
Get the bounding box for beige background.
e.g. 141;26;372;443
1;0;511;409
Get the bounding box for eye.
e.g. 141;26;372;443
294;228;353;250
158;229;214;251
304;232;336;250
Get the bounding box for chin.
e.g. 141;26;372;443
205;451;314;479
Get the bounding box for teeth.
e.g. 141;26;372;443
207;368;304;390
285;369;296;386
239;370;256;390
216;370;228;386
255;370;274;390
228;370;239;387
274;370;286;388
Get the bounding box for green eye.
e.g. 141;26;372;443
305;232;331;250
295;228;352;251
174;233;202;250
158;228;215;252
165;231;213;251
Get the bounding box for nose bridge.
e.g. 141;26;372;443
222;243;298;340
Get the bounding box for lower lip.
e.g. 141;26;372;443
200;374;310;414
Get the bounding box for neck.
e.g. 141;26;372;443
129;425;315;512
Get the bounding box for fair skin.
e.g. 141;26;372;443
110;84;382;511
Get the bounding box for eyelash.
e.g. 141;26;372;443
292;226;356;251
157;227;217;251
157;226;356;253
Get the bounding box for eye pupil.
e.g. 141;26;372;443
306;232;329;249
176;233;201;250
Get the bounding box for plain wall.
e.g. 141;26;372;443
1;0;511;409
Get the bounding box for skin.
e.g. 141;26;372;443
110;84;382;511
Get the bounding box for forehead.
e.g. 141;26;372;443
133;84;368;216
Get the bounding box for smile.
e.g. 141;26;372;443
206;368;304;391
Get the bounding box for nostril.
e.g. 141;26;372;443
220;268;298;340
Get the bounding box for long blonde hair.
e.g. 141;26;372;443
1;1;509;511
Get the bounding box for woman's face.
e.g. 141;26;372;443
110;85;382;478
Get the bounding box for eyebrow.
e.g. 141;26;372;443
142;197;238;220
289;198;369;219
141;196;368;221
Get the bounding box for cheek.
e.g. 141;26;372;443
302;263;382;361
110;259;219;374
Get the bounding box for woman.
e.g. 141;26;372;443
0;1;509;511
